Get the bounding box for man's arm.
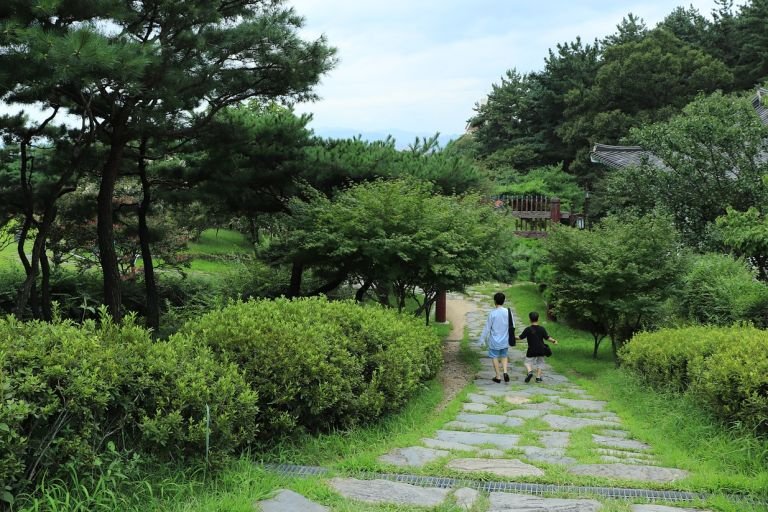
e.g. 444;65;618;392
478;314;492;346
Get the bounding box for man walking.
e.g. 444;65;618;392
478;292;512;383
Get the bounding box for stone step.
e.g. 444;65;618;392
256;489;328;512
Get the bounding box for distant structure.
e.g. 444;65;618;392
590;88;768;170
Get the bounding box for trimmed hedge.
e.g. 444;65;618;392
1;297;441;503
619;325;768;433
0;316;258;502
178;297;442;440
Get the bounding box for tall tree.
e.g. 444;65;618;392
732;0;768;89
629;91;768;247
560;29;732;183
0;111;93;320
0;1;336;321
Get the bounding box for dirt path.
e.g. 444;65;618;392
436;297;481;411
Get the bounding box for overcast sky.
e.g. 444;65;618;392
288;0;736;144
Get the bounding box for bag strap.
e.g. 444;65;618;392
507;308;514;330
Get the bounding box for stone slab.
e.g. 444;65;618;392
463;402;489;412
468;393;497;405
601;429;629;438
422;438;478;452
518;446;577;465
515;387;563;396
447;458;545;477
457;412;511;425
535;431;571;449
257;490;328;512
504;395;532;405
521;401;564;411
453;487;480;511
488;492;602;511
535;374;571;384
631;506;713;512
601;455;657;465
445;420;493;432
576;412;622;422
558;398;608;411
506;409;547;419
568;463;689;483
458;412;525;427
377;446;449;467
328;478;450;507
595;448;654;459
436;430;520;449
593;434;651;451
542;414;618;431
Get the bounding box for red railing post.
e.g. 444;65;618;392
435;290;447;323
550;197;561;225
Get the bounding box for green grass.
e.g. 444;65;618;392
12;281;768;511
186;229;253;256
505;281;768;498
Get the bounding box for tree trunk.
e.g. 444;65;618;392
15;216;35;319
307;272;347;296
40;245;52;322
137;140;159;332
35;206;57;322
97;138;127;322
288;261;303;297
355;279;372;302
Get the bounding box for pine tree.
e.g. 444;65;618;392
0;1;336;321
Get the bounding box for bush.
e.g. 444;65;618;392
620;325;768;433
618;326;720;391
688;327;768;433
679;253;768;327
0;314;257;503
179;297;442;440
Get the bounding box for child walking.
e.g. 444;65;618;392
517;311;558;383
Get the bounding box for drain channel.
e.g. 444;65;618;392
264;464;709;502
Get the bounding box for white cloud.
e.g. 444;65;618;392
289;0;737;138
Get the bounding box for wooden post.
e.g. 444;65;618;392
550;197;561;225
435;290;447;323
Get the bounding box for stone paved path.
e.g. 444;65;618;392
256;287;714;511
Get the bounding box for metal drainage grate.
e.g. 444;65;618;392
264;464;766;507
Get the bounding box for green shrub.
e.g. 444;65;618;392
688;326;768;433
620;324;768;433
0;315;257;503
179;297;442;441
619;326;720;391
679;253;768;327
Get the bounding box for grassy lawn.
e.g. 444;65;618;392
505;282;768;503
186;229;253;256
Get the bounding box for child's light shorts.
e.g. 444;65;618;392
524;356;545;369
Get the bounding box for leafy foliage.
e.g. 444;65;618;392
544;213;681;358
0;313;258;503
271;179;504;319
620;325;768;433
628;91;768;247
679;253;768;327
715;207;768;282
495;164;584;211
178;297;442;439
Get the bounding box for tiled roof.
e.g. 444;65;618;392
589;144;667;170
753;88;768;126
591;89;768;170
